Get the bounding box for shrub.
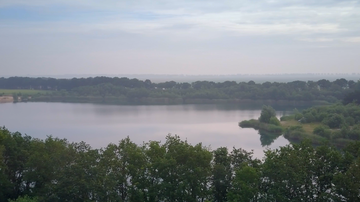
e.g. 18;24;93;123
294;113;303;120
269;117;281;126
313;126;326;135
239;119;258;128
332;130;343;140
323;114;345;129
303;113;316;123
317;113;327;122
313;126;332;139
267;125;284;133
348;130;360;140
345;116;355;126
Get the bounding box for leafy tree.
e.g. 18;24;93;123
323;114;345;128
261;141;318;201
333;78;348;88
212;147;232;202
160;135;212;202
2;126;360;202
313;126;331;139
1;130;33;200
259;105;276;123
303;112;316;123
317;79;331;89
345;116;355;126
343;90;360;105
334;157;360;201
227;165;260;202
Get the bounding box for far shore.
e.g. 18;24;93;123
17;96;330;106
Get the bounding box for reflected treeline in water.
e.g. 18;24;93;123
192;102;317;111
1;102;286;158
85;103;302;116
258;130;282;147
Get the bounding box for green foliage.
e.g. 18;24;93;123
343;89;360;105
259;105;276;123
8;195;38;202
288;125;304;131
212;147;232;202
317;112;328;122
345;116;355;126
313;126;332;139
269;116;280;126
267;124;283;133
261;141;344;201
227;166;260;202
284;125;328;144
294;112;304;120
347;124;360;140
333;155;360;201
0;76;356;104
323;113;345;128
293;103;360;142
238;119;258;128
258;130;282;146
302;112;316;123
2;127;360;201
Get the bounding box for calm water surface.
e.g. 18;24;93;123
0;102;294;159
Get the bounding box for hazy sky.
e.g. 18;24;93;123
1;0;359;76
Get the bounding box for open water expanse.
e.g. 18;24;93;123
0;102;297;159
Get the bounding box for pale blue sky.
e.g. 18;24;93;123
1;0;360;76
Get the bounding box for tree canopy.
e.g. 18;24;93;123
259;105;277;123
1;77;359;104
1;127;360;201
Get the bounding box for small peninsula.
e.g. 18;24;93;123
240;98;360;147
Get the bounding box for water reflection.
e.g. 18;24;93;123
0;102;303;159
258;130;282;147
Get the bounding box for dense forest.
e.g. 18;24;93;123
1;77;359;104
1;127;360;202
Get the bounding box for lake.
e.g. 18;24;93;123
0;102;296;159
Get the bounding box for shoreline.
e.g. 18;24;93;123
0;96;14;103
9;96;330;106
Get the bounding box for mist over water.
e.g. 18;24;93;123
0;102;297;158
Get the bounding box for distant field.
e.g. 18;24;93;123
0;89;52;95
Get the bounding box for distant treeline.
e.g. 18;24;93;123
1;76;360;104
1;127;360;202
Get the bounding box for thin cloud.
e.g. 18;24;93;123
0;0;359;75
341;37;360;43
